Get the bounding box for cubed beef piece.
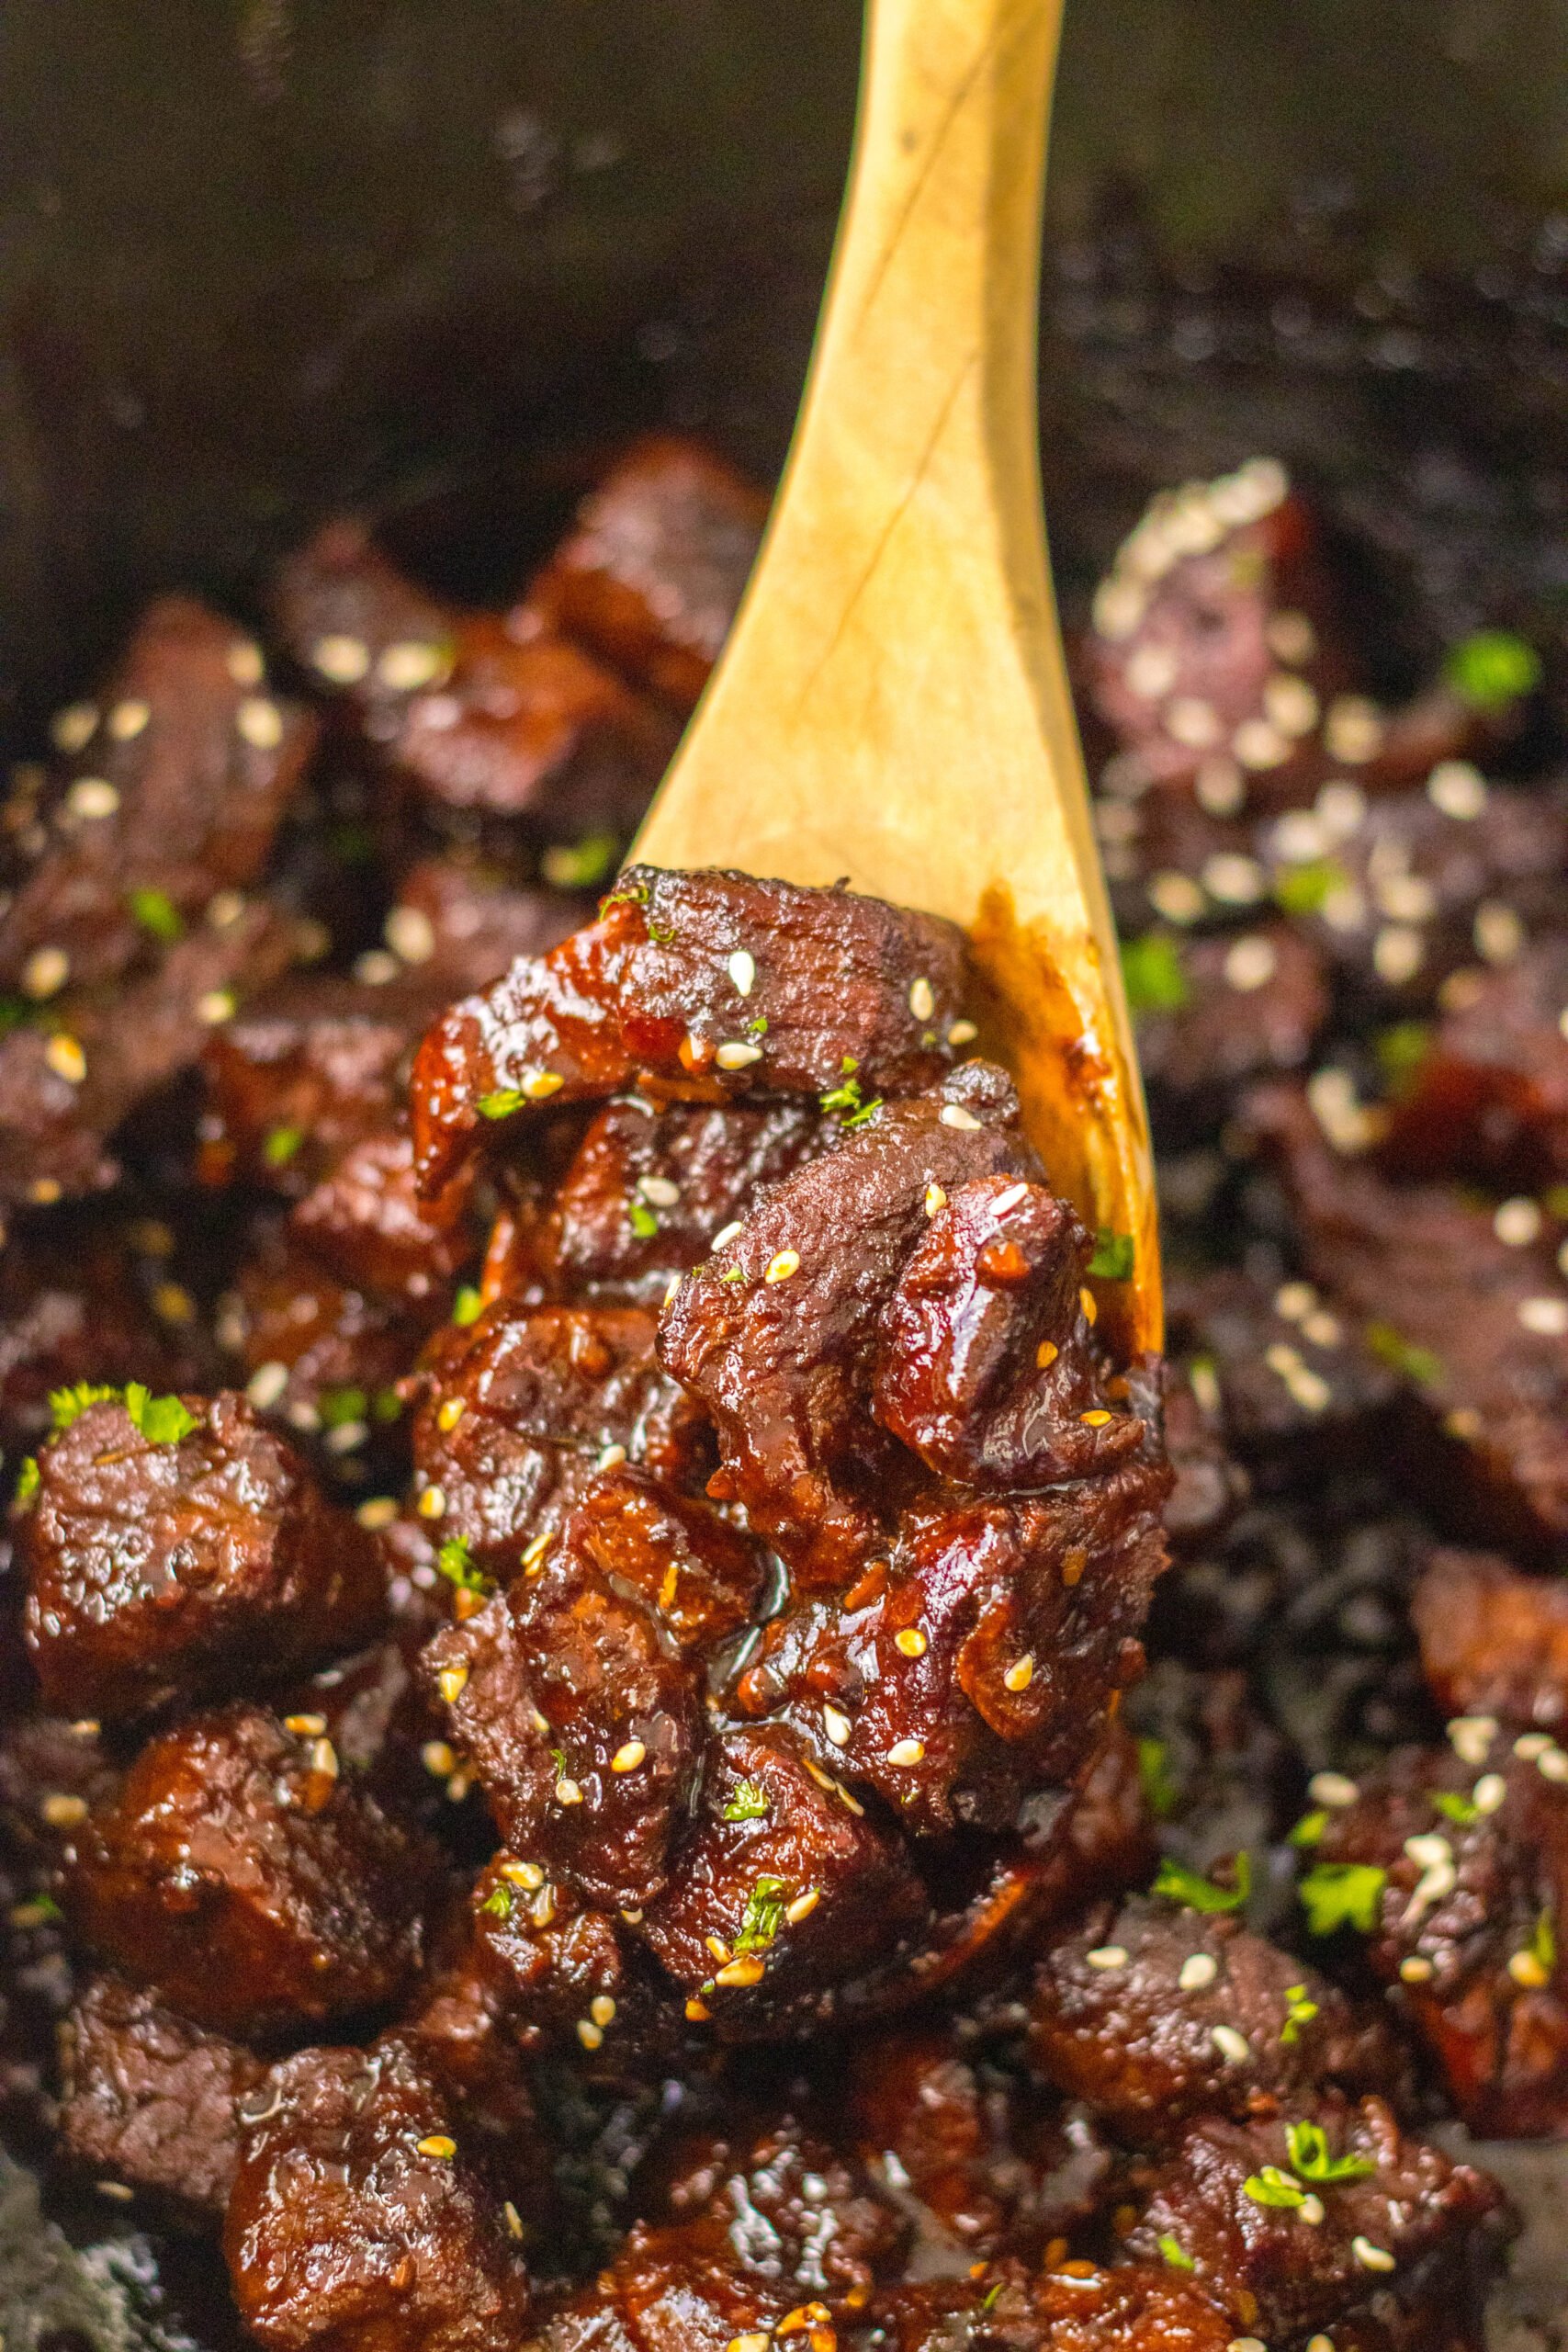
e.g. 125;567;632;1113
849;2025;1111;2258
291;1127;474;1302
540;1096;836;1305
1258;777;1568;1011
637;1725;931;2036
229;1227;430;1441
421;1492;706;1911
1165;1265;1401;1487
20;1389;387;1719
561;1465;764;1651
1383;936;1568;1188
1130;922;1328;1129
528;435;769;712
0;896;301;1205
398;1945;557;2222
1;596;315;998
1024;1894;1402;2137
275;517;453;721
468;1856;683;2077
1307;1728;1568;2135
741;1450;1168;1835
200;978;419;1194
876;2261;1237;2352
660;1062;1032;1581
1413;1547;1568;1729
410;1300;710;1578
224;2033;531;2352
280;1632;449;1824
65;1702;444;2036
1121;2098;1507;2343
390;613;678;834
536;2229;783;2352
57;1972;264;2221
412;866;969;1194
392;855;582;990
1247;1081;1568;1551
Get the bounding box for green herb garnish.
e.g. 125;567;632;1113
1530;1906;1557;1976
124;1384;198;1445
1089;1229;1135;1281
1153;1851;1251;1914
1121;932;1190;1016
477;1089;526;1121
453;1285;485;1328
435;1536;494;1598
1157;2233;1195;2271
1284;2119;1376;2183
319;1386;368;1430
1272;856;1348;917
723;1782;771;1824
598;881;649;913
1289;1810;1329;1848
734;1874;790;1953
1280;1984;1321;2046
820;1056;867;1122
1374;1022;1432;1100
128;887;184;943
1137;1737;1179;1821
542;832;618;889
1444;628;1541;711
49;1381;122;1430
14;1456;39;1507
1298;1861;1387;1937
628;1200;660;1240
481;1883;515;1918
1434;1790;1480;1827
1364;1321;1443;1388
263;1125;303;1168
1244;2165;1308;2210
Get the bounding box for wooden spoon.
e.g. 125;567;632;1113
632;0;1159;1350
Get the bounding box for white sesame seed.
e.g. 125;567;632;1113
1472;1772;1507;1815
887;1738;926;1767
1517;1732;1553;1758
1315;779;1366;838
312;635;372;684
822;1703;852;1748
1201;853;1267;905
590;1995;616;2027
226;640;265;688
638;1173;680;1208
576;2019;604;2050
596;1442;627;1471
1002;1655;1035;1692
195;989;235;1025
385;905;436;964
1167;696;1223;748
909;976;936;1022
1495;1197;1542;1247
96;2180;134;2202
43;1034;85;1084
1227;2339;1268;2352
324;1419;368;1455
765;1250;800;1283
107;699;151;741
1299;2195;1325;2227
246;1361;290;1410
1375;872;1437;922
501;1860;544;1889
1305;2339;1334;2352
946;1019;978;1046
1404;1832;1452;1869
727;949;756;997
41;1792;88;1827
1518;1295;1568;1337
727;2335;773;2352
1224;933;1279;992
1427;760;1488;820
436;1665;468;1706
1400;1955;1435;1982
1308;1771;1359;1808
65;777;118;820
1179;1952;1218;1991
236;696;284;751
1268;610;1317;665
1195;756;1246;816
1087;1945;1129;1970
1147;871;1206;925
785;1887;821;1925
924;1183;947;1216
1372;926;1424;986
378;641;448;692
1474;899;1525;965
51;702;98;753
521;1069;564;1102
1538;1747;1568;1782
1325;696;1385;763
416;1484;447;1520
1273;809;1327;865
1233;718;1290;770
352;948;398;985
22;945;69;999
1352;2239;1395;2273
716;1041;763;1071
939;1103;982;1131
712;1220;743;1250
1449;1716;1498;1766
309;1736;339;1780
503;2201;525;2240
611;1740;646;1773
896;1629;928;1657
1124;642;1179;701
1508;1949;1551;1988
1093;576;1147;639
1274;1281;1316;1320
1264;673;1319;737
1211;2026;1251;2064
555;1778;583;1806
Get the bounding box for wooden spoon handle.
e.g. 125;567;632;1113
637;0;1161;1348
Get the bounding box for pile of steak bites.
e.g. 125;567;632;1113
1;435;1563;2352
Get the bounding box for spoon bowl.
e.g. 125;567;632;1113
633;0;1158;1349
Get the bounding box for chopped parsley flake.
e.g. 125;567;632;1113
1444;628;1541;711
1298;1861;1387;1937
1121;931;1190;1016
263;1125;303;1167
542;832;617;889
1289;1810;1329;1848
371;1386;403;1424
722;1782;771;1823
745;1014;769;1037
1374;1022;1433;1099
480;1883;515;1918
477;1089;526;1121
1089;1228;1135;1281
128;887;184;943
1280;1984;1321;2045
453;1285;484;1328
1136;1737;1179;1820
1364;1321;1443;1388
1157;2233;1195;2271
1284;2119;1376;2183
734;1874;790;1954
628;1199;660;1240
319;1385;368;1430
1272;856;1348;917
598;881;649;913
124;1385;198;1445
1243;2165;1308;2210
435;1536;494;1598
49;1381;122;1430
1433;1790;1480;1827
1530;1906;1557;1976
14;1455;39;1507
1153;1851;1250;1914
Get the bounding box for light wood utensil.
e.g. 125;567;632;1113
633;0;1159;1350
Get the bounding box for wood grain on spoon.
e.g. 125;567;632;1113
633;0;1160;1351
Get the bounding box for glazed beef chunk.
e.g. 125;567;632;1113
64;1702;444;2037
528;434;770;712
225;2033;531;2352
1121;2098;1507;2343
57;1973;264;2220
1306;1725;1568;2135
1383;934;1568;1188
1413;1547;1568;1729
19;1389;387;1719
1025;1893;1402;2136
411;866;968;1192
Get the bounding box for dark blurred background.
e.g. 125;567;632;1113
3;0;1568;744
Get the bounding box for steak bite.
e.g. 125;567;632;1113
289;1126;473;1302
409;1300;710;1578
1024;1894;1403;2137
1307;1727;1568;2136
224;2033;532;2352
528;433;770;712
65;1702;444;2037
467;1855;682;2076
419;1493;706;1911
57;1973;264;2222
0;595;316;1000
540;1094;836;1305
411;866;968;1193
1246;1080;1568;1551
637;1724;931;2034
660;1062;1031;1582
1413;1546;1568;1728
1383;934;1568;1188
1120;2098;1508;2343
19;1388;387;1720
